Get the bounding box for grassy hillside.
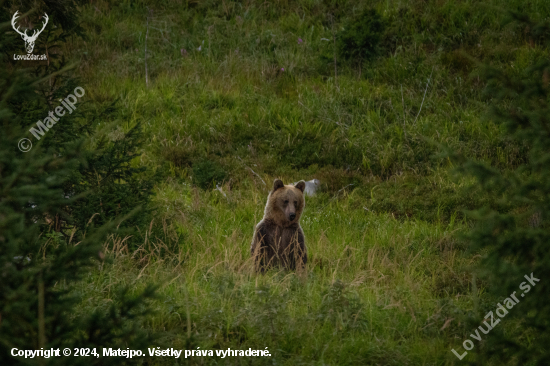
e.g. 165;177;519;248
62;0;550;364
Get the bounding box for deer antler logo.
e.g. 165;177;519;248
11;11;49;54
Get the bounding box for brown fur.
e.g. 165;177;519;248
250;179;307;272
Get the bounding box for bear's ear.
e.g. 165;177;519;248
272;179;285;192
295;180;306;193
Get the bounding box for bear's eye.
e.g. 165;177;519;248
284;200;289;204
294;201;297;206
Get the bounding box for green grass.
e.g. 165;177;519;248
63;0;550;364
77;183;474;365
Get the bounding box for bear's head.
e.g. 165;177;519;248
265;179;306;227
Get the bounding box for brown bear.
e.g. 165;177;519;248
250;179;307;272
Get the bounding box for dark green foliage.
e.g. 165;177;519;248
67;121;157;235
321;0;354;22
0;5;157;365
457;13;550;365
338;8;385;65
25;0;86;32
3;0;157;239
1;0;86;54
0;62;157;366
509;11;550;46
192;159;227;189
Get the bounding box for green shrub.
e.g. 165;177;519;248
67;121;158;238
0;6;156;363
192;159;227;189
7;2;157;242
456;12;550;365
338;8;386;66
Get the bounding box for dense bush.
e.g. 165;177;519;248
338;8;386;66
3;0;157;241
66;121;157;236
192;159;227;189
0;11;156;365
457;13;550;365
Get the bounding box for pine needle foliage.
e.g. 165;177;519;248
67;121;157;236
2;0;157;242
0;6;157;365
458;12;550;365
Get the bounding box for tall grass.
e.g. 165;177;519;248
66;0;550;364
77;181;473;365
